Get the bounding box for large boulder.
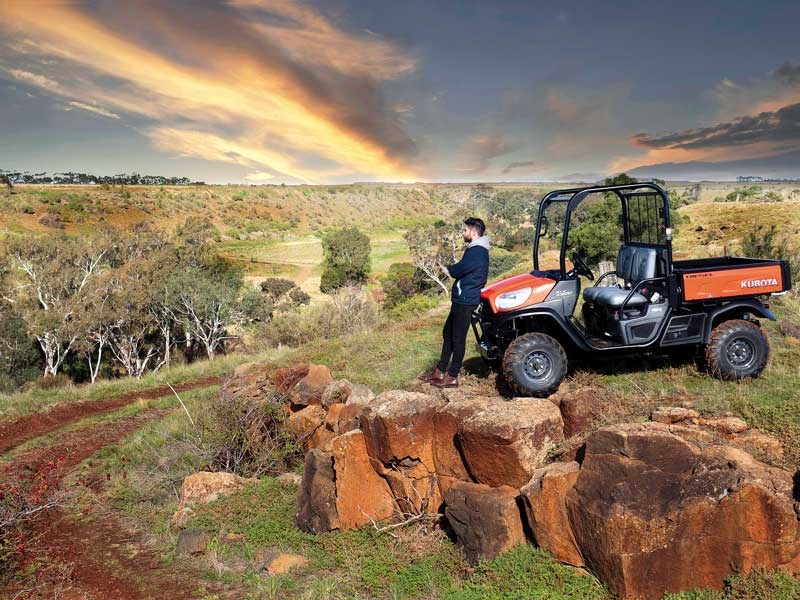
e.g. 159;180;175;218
289;365;333;407
320;379;374;408
284;405;326;449
272;364;310;394
330;430;397;529
171;471;256;529
221;362;272;404
457;398;564;488
444;480;526;564
566;422;800;599
520;461;583;567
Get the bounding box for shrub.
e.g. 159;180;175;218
37;212;64;229
488;250;521;279
382;262;425;309
260;278;311;311
320;227;371;292
259;287;382;348
387;294;440;320
202;391;302;477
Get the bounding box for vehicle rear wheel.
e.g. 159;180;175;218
502;333;567;397
704;319;769;381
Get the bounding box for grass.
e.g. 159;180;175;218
0;350;288;422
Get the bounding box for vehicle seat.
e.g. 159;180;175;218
583;246;657;307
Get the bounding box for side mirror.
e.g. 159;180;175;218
539;215;549;237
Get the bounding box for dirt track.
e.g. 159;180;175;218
0;378;236;599
0;375;222;456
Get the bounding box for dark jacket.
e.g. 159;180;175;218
447;236;490;305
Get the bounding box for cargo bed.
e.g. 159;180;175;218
673;256;791;302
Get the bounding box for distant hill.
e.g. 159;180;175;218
627;149;800;181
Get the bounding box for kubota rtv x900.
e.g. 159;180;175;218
471;182;792;397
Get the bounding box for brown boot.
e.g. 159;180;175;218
418;367;445;382
431;374;458;388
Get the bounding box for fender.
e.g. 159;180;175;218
495;307;592;352
702;299;775;343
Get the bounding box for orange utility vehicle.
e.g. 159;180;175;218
472;182;792;397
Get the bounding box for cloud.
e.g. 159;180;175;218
612;61;800;174
630;103;800;151
775;61;800;86
502;160;539;174
456;133;520;173
64;101;120;120
8;68;63;93
0;0;419;182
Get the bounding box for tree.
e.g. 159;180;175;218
404;223;461;294
4;235;107;376
74;273;115;383
171;266;243;359
320;227;371;293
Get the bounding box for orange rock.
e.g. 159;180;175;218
650;406;700;425
432;395;492;479
263;552;308;575
520;462;583;567
325;402;364;437
558;388;612;437
565;422;800;599
290;364;334;407
296;449;339;533
458;398;564;488
444;480;526;564
330;430;397;529
273;364;310;394
171;471;257;529
284;405;326;443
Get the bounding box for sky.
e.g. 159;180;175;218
1;0;799;184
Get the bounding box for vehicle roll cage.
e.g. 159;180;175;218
532;182;674;277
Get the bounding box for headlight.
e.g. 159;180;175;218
495;287;532;310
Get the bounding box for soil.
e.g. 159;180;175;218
0;376;222;455
0;381;238;599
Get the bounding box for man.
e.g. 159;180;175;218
419;217;490;388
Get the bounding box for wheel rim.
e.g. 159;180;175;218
726;337;756;369
523;351;552;382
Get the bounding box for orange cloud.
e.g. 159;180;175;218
0;1;418;182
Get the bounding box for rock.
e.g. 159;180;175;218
699;416;748;434
330;430;397;529
457;398;564;488
558;388;612;437
296;449;340;533
360;391;447;513
273;364;310;394
444;480;526;564
325;402;364;437
218;532;244;546
320;379;372;408
360;391;446;473
284;405;326;443
729;429;784;462
276;472;302;487
432;395;491;480
171;471;256;529
175;529;211;556
264;552;308;575
565;422;800;599
290;365;334;407
221;362;272;404
651;406;700;424
520;462;583;567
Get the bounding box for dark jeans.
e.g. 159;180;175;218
437;303;478;377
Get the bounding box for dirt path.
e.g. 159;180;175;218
1;405;238;599
0;375;222;456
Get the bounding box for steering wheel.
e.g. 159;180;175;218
570;252;595;280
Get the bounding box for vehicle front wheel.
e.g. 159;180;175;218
502;333;567;397
704;319;769;381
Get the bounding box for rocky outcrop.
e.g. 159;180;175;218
565;422;800;599
171;471;256;529
296;449;339;534
444;480;526;564
520;461;583;567
556;388;612;437
457;398;564;488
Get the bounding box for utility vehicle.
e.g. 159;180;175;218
471;182;792;397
